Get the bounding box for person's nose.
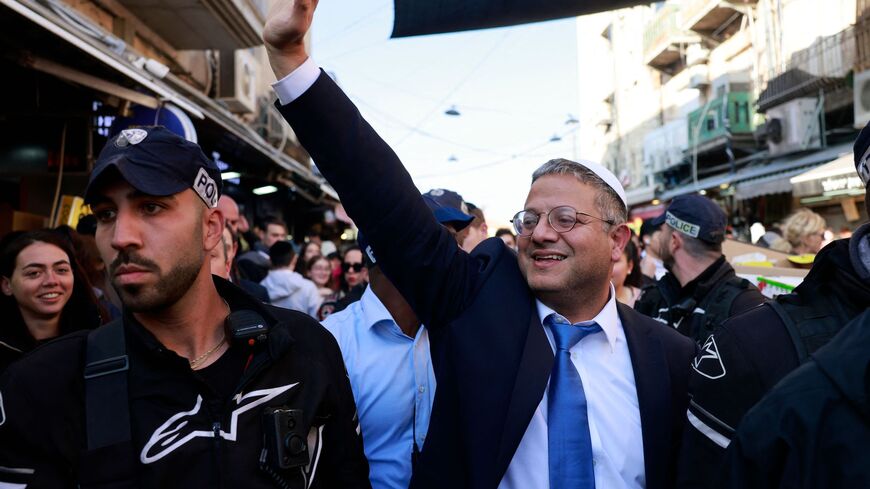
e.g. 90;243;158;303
110;209;143;251
530;213;558;244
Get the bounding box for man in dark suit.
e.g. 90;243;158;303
262;2;696;488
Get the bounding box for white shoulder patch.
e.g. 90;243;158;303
692;335;727;380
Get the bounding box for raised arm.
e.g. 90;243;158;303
263;1;492;328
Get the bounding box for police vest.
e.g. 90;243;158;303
693;276;753;344
767;292;851;363
635;276;752;344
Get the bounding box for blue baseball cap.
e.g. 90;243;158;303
651;194;727;244
85;126;222;208
422;188;474;231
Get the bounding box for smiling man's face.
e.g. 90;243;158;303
517;174;623;306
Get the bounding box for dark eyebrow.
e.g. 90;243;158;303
22;259;69;269
90;189;179;205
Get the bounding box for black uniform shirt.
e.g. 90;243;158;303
0;277;371;489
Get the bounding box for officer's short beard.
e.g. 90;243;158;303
111;225;205;313
116;254;203;313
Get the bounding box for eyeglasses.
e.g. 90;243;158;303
511;205;614;237
342;262;364;273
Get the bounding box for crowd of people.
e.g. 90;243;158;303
0;2;867;488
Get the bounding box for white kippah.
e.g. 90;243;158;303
574;159;627;208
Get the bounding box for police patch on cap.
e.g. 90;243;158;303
193;167;219;208
692;336;726;380
666;211;701;238
116;128;149;147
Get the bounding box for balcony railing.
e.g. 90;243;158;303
687;91;756;148
758;26;855;111
643;4;699;73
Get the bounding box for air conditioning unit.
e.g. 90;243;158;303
854;69;870;128
218;49;258;114
766;97;822;156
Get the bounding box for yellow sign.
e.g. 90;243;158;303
54;195;91;228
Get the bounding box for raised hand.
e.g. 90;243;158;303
263;0;319;79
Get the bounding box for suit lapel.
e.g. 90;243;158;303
494;307;553;482
620;303;670;489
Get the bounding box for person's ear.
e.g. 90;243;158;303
1;276;12;296
610;224;631;263
203;207;224;253
671;230;683;253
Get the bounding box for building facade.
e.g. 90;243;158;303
577;0;867;235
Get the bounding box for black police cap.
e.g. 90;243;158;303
84;126;222;208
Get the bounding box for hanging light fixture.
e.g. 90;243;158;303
565;114;579;125
549;134;562;142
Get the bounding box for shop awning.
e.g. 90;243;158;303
659;143;852;201
2;0;333;202
790;153;862;197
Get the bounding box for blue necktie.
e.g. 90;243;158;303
546;315;601;489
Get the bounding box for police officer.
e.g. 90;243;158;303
634;194;765;344
0;127;370;488
676;125;870;489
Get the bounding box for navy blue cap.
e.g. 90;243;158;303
85;126;222;208
853;120;870;187
422;188;474;231
651;194;727;244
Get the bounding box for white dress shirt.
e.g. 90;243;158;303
272;57;320;105
499;286;645;489
272;63;645;489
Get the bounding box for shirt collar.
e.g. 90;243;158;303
359;285;396;330
535;284;622;352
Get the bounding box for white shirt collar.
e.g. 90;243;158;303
535;284;622;353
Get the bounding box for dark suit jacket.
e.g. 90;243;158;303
278;71;697;489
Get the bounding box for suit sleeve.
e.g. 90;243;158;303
275;72;485;330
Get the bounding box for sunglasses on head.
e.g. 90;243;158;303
342;262;364;273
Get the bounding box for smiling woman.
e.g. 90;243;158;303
0;229;103;372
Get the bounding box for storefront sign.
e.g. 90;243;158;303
820;176;864;193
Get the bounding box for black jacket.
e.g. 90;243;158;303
676;234;870;488
277;70;697;489
0;299;101;373
634;256;765;343
0;277;370;489
720;308;870;488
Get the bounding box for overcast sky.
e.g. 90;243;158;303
310;1;581;228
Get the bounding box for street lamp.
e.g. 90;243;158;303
549;134;562;142
444;105;461;116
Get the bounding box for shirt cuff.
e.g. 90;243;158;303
271;57;320;106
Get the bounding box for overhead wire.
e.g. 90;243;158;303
414;123;581;180
393;30;514;147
